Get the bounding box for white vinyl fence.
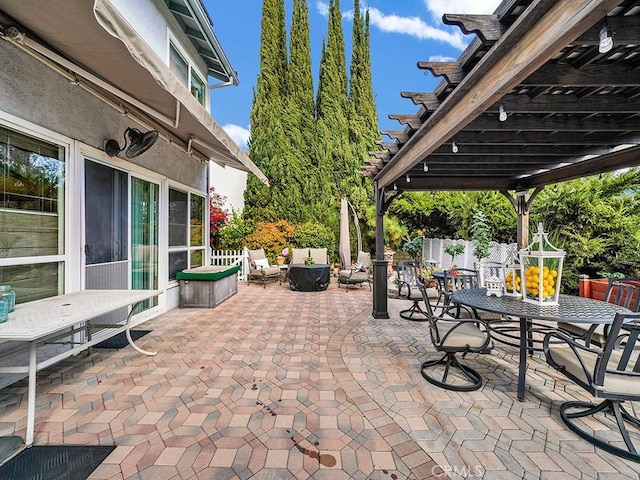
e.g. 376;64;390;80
211;248;249;281
423;238;518;285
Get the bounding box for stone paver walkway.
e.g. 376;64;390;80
0;281;638;479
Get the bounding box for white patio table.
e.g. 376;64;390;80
0;289;160;447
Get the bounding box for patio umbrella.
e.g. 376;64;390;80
339;198;363;269
339;198;351;269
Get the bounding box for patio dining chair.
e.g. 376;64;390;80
416;275;493;391
247;248;281;288
396;260;428;321
543;312;640;462
438;268;481;319
558;279;640;346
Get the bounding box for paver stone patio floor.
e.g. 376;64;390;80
0;281;639;479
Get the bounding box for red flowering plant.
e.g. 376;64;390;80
209;187;229;249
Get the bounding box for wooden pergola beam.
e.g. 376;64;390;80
400;92;441;110
376;0;623;188
452;130;640;145
467;116;640;132
442;14;505;42
388;114;422;129
521;144;640;189
416;62;464;84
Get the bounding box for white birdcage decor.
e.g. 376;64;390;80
501;244;522;297
519;223;565;306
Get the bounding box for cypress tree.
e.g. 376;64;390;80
348;2;379;211
284;0;317;221
245;0;305;222
315;0;351;200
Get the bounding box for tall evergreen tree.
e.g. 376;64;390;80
315;0;351;200
347;2;379;212
284;0;317;221
244;0;305;222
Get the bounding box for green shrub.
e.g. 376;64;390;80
292;221;337;263
218;211;254;250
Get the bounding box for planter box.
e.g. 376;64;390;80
579;277;640;304
177;265;240;308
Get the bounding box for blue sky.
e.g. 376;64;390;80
203;0;502;150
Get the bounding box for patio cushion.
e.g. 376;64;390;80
291;248;308;265
309;248;328;265
176;265;240;281
547;344;640;396
254;258;270;269
434;320;489;349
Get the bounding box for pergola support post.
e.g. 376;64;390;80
373;182;390;319
501;187;543;247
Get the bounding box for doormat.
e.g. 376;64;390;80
0;445;115;480
94;329;151;349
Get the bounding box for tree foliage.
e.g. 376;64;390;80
387;170;640;293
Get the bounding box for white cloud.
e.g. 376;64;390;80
316;1;329;17
429;55;456;62
222;124;250;150
424;0;503;20
366;7;467;50
318;2;469;50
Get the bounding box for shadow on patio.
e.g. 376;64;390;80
0;281;638;479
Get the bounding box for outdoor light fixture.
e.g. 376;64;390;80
452;140;459;153
406;174;410;183
105;127;159;158
599;20;613;53
423;162;429;172
393;183;397;190
499;101;508;122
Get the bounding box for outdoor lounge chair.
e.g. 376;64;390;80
309;248;328;265
290;248;309;265
416;275;493;391
247;248;281;288
338;251;371;291
544;312;640;462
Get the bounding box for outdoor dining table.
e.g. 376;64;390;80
451;288;631;401
0;289;160;448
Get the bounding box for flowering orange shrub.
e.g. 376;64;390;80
246;220;295;264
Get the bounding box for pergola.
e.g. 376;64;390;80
368;0;640;319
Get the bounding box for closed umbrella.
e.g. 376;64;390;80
339;197;351;269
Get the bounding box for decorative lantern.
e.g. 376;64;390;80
485;276;504;297
501;244;522;297
519;223;565;306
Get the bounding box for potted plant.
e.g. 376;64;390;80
276;247;289;265
444;244;464;274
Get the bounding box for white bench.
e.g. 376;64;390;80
0;289;160;447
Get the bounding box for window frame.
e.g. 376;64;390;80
0;114;71;300
167;36;209;108
167;185;206;282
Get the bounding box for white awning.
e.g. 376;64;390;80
0;0;268;184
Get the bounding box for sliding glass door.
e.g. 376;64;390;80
131;177;158;309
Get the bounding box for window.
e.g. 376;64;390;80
169;41;207;107
191;72;206;105
168;187;205;280
0;125;65;303
169;44;188;86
